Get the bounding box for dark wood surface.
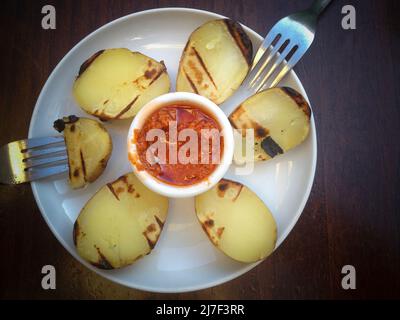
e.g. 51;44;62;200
0;0;399;299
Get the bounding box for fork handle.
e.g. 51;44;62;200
309;0;332;17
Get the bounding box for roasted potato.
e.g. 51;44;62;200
74;172;169;269
54;115;112;189
73;48;170;120
195;179;277;263
229;87;311;162
176;19;252;105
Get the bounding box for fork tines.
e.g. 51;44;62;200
0;136;68;184
245;24;309;92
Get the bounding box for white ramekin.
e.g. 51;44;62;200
127;92;234;198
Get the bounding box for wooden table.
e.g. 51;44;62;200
0;0;399;299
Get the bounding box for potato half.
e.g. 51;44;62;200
73;48;170;120
229;87;311;161
54;115;112;189
176;19;252;105
195;179;277;263
74;172;169;269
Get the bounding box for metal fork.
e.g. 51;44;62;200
0;136;68;184
222;0;332;115
246;0;332;91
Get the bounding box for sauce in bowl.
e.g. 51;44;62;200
134;104;224;186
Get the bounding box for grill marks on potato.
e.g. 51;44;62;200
181;47;221;102
142;215;165;250
92;110;111;122
230;106;261;131
201;223;214;241
191;47;217;89
217;179;243;200
202;218;226;242
147;224;156;232
78;50;105;77
140;61;166;85
281;87;312;118
201;217;224;245
255;127;269;138
93;246;114;270
204;218;214;228
107;183;120;200
114;95;139;119
184;70;199;93
261;136;284;158
149;68;165;86
155;215;165;229
216;227;225;238
144;68;157;79
73;168;80;178
223;19;253;66
79;150;87;177
228;106;245;130
187;60;204;85
114;174;128;184
73;221;80;246
142;224;157;249
107;175;141;200
127;184;135;194
182;46;219;95
217;182;229;195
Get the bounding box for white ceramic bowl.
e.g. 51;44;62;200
127;92;234;198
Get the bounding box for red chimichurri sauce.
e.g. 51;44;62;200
135;104;224;186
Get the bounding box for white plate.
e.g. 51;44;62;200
29;8;316;293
